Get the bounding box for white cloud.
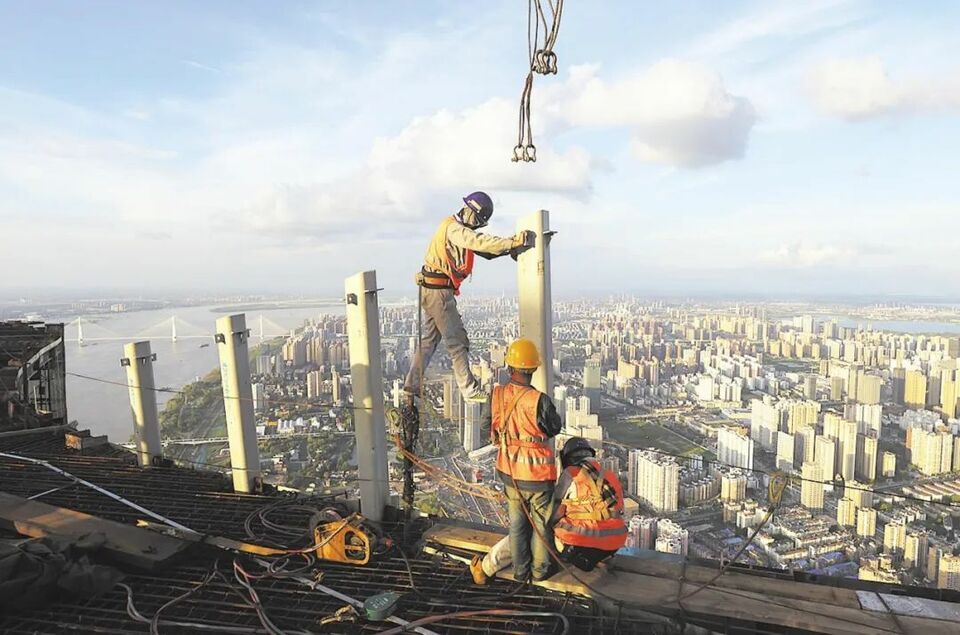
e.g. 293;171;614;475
810;57;960;119
554;60;756;167
691;0;863;58
759;243;859;267
222;97;593;239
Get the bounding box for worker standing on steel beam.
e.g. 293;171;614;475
403;192;534;406
484;338;562;582
471;436;627;584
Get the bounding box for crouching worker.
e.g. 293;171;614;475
471;436;627;584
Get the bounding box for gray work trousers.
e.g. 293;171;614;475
403;287;481;399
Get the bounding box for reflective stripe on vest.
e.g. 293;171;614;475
423;216;474;295
492;383;556;483
553;461;627;551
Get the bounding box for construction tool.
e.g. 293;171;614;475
312;513;375;566
137;511;381;566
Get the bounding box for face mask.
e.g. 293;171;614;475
459;207;486;229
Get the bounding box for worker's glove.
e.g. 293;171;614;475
510;231;536;259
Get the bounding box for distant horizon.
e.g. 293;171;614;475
4;287;960;306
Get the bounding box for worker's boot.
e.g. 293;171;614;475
470;555;488;585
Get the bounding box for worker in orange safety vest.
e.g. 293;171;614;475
471;436;627;584
482;338;562;582
402;192;534;407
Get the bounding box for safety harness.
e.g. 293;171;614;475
563;460;616;522
416;216;474;295
492;383;556;484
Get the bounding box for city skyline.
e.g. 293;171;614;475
3;1;960;295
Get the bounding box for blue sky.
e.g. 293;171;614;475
2;1;959;298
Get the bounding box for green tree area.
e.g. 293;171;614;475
159;370;227;440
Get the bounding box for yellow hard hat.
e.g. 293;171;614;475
505;338;541;370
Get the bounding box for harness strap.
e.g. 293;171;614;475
564;462;614;521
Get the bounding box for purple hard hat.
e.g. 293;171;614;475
462;191;494;226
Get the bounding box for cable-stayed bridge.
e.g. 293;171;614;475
64;314;291;344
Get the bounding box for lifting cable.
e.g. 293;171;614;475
514;0;564;163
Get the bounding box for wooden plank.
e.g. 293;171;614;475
424;523;955;634
496;564;943;635
422;524;505;552
610;555;863;609
0;492;189;570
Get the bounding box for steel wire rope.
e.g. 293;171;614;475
66;370;372;412
513;0;564;162
118;578;265;634
377;608;570;635
675;473;788;604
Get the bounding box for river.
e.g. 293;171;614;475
62;304;345;441
833;317;960;334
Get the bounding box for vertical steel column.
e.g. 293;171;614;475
345;271;388;522
121;341;162;467
215;314;261;493
516;209;555;395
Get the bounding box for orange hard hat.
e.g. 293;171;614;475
505;338;541;371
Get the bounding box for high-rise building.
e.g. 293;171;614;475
252;382;267;413
720;469;747;502
803;375;817;400
717;426;755;471
854;403;882;437
654;519;689;557
904;531;929;571
837;497;856;527
796;426;816;464
928;547;943;586
883;520;907;555
856;508;877;538
857;374;882;405
626;515;657;551
331;368;341;404
848;481;873;509
443;376;462;425
882;451;897;478
816;435;838;481
911;428;954;476
776;431;795;471
786;400;820;433
823;412;843;439
306;370;323;399
892;367;907;405
905;370;927;409
800;461;824;511
940;369;958;419
462;401;484;452
750;398;781;451
830;376;844;401
838;419;858;482
857;432;878;482
938;554;960;591
634;450;680;513
583;359;601;410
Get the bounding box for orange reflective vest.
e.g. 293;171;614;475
554;460;627;551
423;216;474;295
492;383;556;484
